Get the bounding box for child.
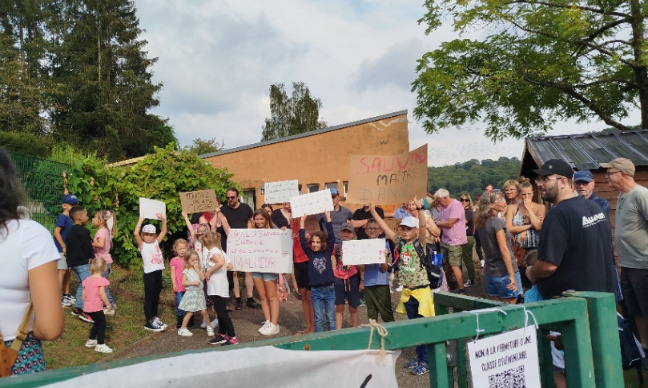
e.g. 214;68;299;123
359;218;395;323
177;250;214;337
369;202;433;376
299;211;336;332
66;205;95;323
203;231;238;346
170;239;189;328
82;257;113;353
333;222;361;330
91;210;116;315
134;214;168;332
53;194;78;307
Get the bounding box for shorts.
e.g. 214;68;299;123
252;272;278;281
485;272;523;299
621;267;648;317
441;242;463;267
334;274;360;307
4;332;46;375
294;261;310;290
57;253;68;270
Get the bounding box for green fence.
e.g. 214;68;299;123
7;151;70;230
2;291;622;387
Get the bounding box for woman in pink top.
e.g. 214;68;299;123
82;258;113;353
91;210;116;313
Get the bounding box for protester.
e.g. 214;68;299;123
177;250;214;338
434;189;468;294
502;179;520;206
67;205;95;323
251;209;281;336
271;202;292;230
351;203;385;240
333;222;361;330
53;193;78;308
170;239;189;328
459;193;477;287
291;218;315;334
91;210;117;314
359;218;395;323
82;257;113;353
574;170;610;217
318;188;352;245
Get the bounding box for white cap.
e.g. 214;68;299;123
399;216;419;228
142;224;156;234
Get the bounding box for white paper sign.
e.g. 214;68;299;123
467;327;541;388
139;198;166;220
227;229;293;273
264;180;300;204
342;239;387;265
290;189;334;216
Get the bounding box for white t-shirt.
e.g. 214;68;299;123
0;220;59;340
139;240;165;274
205;247;229;297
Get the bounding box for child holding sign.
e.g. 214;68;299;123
299;211;336;332
359;218;394;323
251;209;281;336
333;222;361;330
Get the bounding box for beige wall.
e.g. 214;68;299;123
204;111;410;209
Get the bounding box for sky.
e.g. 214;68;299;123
133;0;637;167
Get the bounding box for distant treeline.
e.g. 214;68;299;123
428;157;520;199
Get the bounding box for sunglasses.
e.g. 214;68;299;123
460;198;470;202
226;196;237;200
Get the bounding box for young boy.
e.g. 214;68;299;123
134;214;168;332
359;218;394;323
54;194;78;307
66;205;95;323
333;222;362;329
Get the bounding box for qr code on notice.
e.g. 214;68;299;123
488;365;525;388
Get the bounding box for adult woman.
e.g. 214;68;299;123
502;179;520;206
260;204;273;220
271;202;292;231
474;191;522;304
0;148;63;375
250;209;281;336
459;193;477;287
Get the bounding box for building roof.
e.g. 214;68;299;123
199;110;408;159
520;129;648;175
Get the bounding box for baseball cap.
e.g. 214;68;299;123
142;224;156;234
573;170;594;183
62;194;79;205
330;188;339;196
533;159;574;179
399;216;418;229
600;158;635;177
340;222;355;232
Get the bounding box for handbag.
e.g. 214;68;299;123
0;301;33;377
510;236;526;267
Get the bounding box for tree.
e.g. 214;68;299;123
182;137;224;155
412;0;648;141
261;81;327;141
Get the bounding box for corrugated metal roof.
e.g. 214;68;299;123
523;129;648;171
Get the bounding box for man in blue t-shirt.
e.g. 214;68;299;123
53;194;79;307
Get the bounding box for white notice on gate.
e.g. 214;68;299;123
290;189;334;216
227;229;293;273
467;326;541;388
342;239;387;265
264;180;300;204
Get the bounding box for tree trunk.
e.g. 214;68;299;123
630;0;648;129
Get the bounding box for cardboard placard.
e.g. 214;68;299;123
139;198;166;220
179;189;219;214
304;215;321;234
290;189;334;216
227;229;293;273
264;180;300;204
342;239;387;265
346;144;428;205
384;217;402;232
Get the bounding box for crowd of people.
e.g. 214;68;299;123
1;141;646;384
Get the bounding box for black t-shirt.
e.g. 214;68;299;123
537;196;615;299
271;209;290;229
352;207;384;240
465;208;474;236
220;202;253;252
66;224;94;267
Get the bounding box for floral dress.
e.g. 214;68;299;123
178;268;206;312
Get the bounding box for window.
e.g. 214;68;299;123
307;184;320;193
325;182;338;193
241;189;256;209
343;181;348;197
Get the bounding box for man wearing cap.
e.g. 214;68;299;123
434;188;468;294
333;222;362;329
54;194;79;308
601;157;648;351
574;170;610;217
318;188;352;245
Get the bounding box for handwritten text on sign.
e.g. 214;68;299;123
179;189;218;214
342;239;387;265
346;144;428;205
227;229;293;273
264;180;300;204
139;197;166;220
290;189;334;216
467;327;541;388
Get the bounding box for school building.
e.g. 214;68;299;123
201;110;411;210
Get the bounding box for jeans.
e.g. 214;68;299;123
72;264;90;310
174;292;186;318
311;284;335;332
404;295;428;365
101;263;115;307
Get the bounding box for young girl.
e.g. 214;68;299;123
170;239;189;328
91;210;116;315
82;257;113;353
299;211;336;332
202;231;238;346
177;250;214;337
251;209;281;336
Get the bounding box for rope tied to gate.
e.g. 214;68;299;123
361;319;388;356
523;306;539;329
465;308;508;340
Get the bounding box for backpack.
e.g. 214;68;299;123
396;239;443;289
618;313;645;385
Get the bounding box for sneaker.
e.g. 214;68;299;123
246;299;260;309
206;326;215;336
395;285;403;292
235;300;243;310
61;298;72;308
209;334;228;345
404;359;419;370
258;321;271;334
143;320;164;332
79;312;94;323
210;319;219;328
153;317;168;330
70;307;83;317
222;336;238;346
94;344;113;354
260;323;280;336
464;279;475;287
64;294;76;304
85;339;97;348
103;307;116;316
178;328;193;337
359;298;366;307
410;362;429;376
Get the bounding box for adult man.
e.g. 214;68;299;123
351;204;384;240
434;189;468;294
318;188;352;245
574;170;610;217
601;157;648;351
220;187;259;310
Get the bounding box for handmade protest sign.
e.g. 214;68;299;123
139;198;166;220
290;189;334;216
346;144;428;205
179;189;218;214
304;215;321;233
264;180;300;204
227;229;293;273
467;327;541;388
342;239;387;265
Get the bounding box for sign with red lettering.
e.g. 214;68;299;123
227;229;293;273
346;144;428;205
